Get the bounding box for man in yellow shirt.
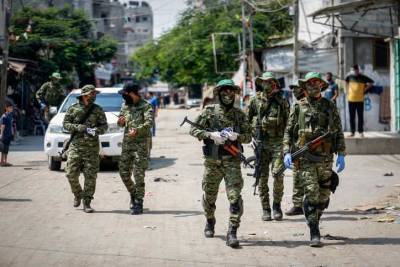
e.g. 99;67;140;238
345;64;374;137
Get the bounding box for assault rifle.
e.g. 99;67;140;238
274;132;330;177
180;116;250;164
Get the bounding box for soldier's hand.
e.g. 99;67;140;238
86;127;97;137
128;128;138;138
208;131;227;145
284;153;292;169
77;124;87;132
117;116;126;126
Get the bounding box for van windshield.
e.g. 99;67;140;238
60;93;123;113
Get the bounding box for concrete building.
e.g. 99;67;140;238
122;1;153;60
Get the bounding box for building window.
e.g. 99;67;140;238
142;2;149;7
129;1;139;6
136;16;140;23
143;29;148;33
142;16;148;22
373;39;389;69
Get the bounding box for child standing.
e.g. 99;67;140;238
1;102;14;167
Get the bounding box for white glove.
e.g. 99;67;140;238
208;131;227;145
86;127;97;137
226;132;238;141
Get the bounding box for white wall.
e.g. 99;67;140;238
298;0;331;43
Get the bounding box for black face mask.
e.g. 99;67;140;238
123;94;133;105
218;92;234;109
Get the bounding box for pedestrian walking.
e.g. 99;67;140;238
283;72;346;247
118;83;153;215
0;102;15;167
345;65;374;137
190;79;251;248
285;82;306;216
247;72;289;221
63;85;108;213
36;72;66;122
148;92;159;137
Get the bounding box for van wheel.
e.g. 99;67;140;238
48;156;61;171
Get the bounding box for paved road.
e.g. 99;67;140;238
1;108;400;266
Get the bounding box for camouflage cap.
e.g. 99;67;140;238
255;71;278;84
298;72;329;91
78;84;100;97
51;72;62;80
213;79;240;95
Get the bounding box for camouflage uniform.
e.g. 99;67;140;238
190;103;251;227
63;88;108;202
118;99;153;201
36;81;65;107
283;72;345;246
248;73;289;218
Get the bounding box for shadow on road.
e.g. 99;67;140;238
0;197;32;202
240;237;400;248
288;216;359;222
95;209;203;217
148;157;177;171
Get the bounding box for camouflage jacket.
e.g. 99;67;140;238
63;101;108;150
283;96;345;156
190;104;252;144
36;81;65;107
119;99;153;142
247;92;289;143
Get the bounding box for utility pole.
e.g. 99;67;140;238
0;0;11;113
241;1;247;105
292;0;299;81
248;10;255;95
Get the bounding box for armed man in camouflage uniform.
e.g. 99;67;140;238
36;72;65;122
63;85;108;213
283;72;346;247
190;79;251;248
285;83;306;216
117;83;153;215
248;72;289;221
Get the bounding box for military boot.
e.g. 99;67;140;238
261;208;272;221
73;196;81;207
309;222;322;247
204;218;216;238
132;198;143;215
285;206;303;216
272;202;283;221
226;224;239;248
83;199;94;213
129;193;135;210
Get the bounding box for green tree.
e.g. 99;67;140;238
10;6;117;87
131;0;292;87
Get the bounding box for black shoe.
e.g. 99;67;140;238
83;199;94;213
272;202;283;221
132;198;143;215
226;224;239;248
73;196;81;207
261;208;272;221
129;193;135;210
309;222;322;247
204;218;216;238
285;206;303;216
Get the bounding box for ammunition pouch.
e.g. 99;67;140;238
319;170;339;193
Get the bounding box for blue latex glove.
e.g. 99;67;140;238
40;102;47;110
336;154;345;173
220;127;233;139
284;153;292;169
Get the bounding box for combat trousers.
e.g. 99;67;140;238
66;145;100;200
119;140;149;200
202;157;244;227
292;168;304;208
258;143;284;210
298;160;332;225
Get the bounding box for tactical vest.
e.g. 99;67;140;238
297;97;333;155
255;95;286;138
202;105;242;159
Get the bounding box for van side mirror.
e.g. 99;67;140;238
49;106;58;115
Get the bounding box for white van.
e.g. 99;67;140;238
44;87;124;171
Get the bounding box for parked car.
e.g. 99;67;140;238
44;87;124;171
185;98;201;109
